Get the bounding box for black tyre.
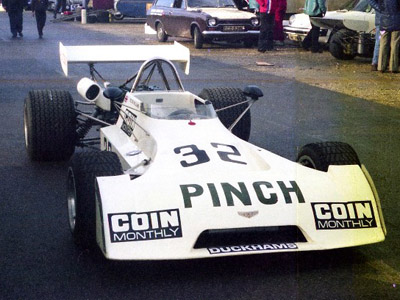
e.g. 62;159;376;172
193;26;204;49
198;87;251;141
67;151;123;249
329;29;357;60
24;90;76;161
296;142;361;172
156;22;168;42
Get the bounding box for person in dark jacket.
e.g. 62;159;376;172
369;0;381;71
2;0;27;38
256;0;275;52
378;0;400;73
31;0;49;38
302;0;326;53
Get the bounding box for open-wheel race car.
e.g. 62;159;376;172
23;42;386;260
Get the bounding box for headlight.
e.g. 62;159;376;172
251;18;259;26
207;18;217;26
289;15;296;25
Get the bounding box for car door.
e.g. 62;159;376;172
152;0;175;34
170;0;191;38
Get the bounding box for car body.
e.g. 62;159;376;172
23;42;386;260
113;0;153;19
146;0;260;48
284;0;375;59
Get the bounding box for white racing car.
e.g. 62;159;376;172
23;42;386;260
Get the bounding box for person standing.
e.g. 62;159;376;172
369;0;381;71
256;0;275;52
273;0;287;46
53;0;66;19
302;0;326;53
2;0;27;38
31;0;49;38
378;0;400;73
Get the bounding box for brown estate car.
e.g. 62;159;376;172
146;0;260;49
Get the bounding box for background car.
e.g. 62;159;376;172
146;0;260;49
284;0;375;60
113;0;153;20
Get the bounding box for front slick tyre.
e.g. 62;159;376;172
67;151;123;250
24;90;76;161
296;142;360;172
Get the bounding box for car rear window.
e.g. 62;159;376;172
156;0;175;7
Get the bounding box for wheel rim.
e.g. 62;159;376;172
298;155;317;169
23;104;29;149
67;168;77;232
157;25;163;40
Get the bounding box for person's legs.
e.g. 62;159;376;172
378;30;390;72
310;23;321;52
273;12;284;42
372;25;380;69
8;11;18;37
36;11;46;37
258;12;268;52
265;13;275;50
15;9;23;36
389;31;400;72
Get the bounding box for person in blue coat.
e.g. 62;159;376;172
369;0;381;71
302;0;326;53
378;0;400;73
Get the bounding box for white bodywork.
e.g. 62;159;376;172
63;43;385;260
284;9;375;42
312;10;375;32
59;41;190;76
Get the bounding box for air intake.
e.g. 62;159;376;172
194;226;306;249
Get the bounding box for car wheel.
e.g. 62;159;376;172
329;29;357;60
193;26;203;49
296;142;360;172
198;87;251;141
113;13;124;20
67;151;123;249
156;23;168;42
24;90;76;161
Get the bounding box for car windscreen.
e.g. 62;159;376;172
143;102;217;120
187;0;236;8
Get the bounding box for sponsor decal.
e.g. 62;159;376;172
312;201;377;230
208;243;298;254
180;181;305;208
121;109;137;137
108;209;182;243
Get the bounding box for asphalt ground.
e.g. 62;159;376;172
0;10;399;300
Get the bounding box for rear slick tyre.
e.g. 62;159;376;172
24;90;76;161
198;87;251;141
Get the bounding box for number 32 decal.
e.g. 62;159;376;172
174;143;246;167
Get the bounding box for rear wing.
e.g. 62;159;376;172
59;41;190;76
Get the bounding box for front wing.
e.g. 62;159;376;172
95;164;386;260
